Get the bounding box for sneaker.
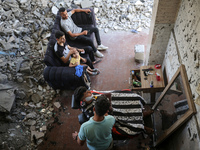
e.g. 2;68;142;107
95;50;104;58
97;44;108;50
91;70;100;76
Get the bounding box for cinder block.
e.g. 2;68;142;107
135;45;144;62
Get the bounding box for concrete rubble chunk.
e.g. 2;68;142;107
26;112;37;119
52;6;58;15
31;131;44;140
81;0;93;8
15;90;26;99
0;73;8;84
54;102;61;108
0;89;15;112
31;93;41;103
25;119;36;126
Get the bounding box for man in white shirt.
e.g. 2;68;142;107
59;7;108;58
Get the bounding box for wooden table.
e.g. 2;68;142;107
130;65;165;103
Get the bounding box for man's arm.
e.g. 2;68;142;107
60;48;76;64
72;131;85;146
71;9;91;15
67;9;91;38
68;30;88;38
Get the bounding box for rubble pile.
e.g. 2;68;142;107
0;0;154;149
0;0;58;149
53;0;154;32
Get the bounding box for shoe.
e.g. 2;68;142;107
97;44;108;50
91;68;99;72
95;50;104;58
91;70;100;76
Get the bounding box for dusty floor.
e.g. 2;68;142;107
38;30;152;150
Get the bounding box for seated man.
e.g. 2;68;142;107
55;30;98;69
74;86;154;136
59;7;108;58
72;95;115;150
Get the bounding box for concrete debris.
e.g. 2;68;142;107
54;102;61;108
0;89;15;112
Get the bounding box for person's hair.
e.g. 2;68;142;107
74;86;88;108
55;30;65;39
59;7;66;13
70;48;78;57
95;95;110;116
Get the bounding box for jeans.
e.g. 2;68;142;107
75;26;101;53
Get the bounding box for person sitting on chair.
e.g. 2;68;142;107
55;30;98;69
72;95;115;150
59;7;108;58
69;48;100;76
73;86;154;136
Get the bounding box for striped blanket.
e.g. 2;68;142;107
81;91;146;136
111;93;146;136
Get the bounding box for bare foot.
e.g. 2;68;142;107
144;126;154;135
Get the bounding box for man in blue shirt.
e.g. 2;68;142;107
72;95;115;150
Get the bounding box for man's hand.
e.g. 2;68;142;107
72;131;79;141
82;30;88;35
78;49;85;53
85;9;91;14
82;58;87;63
69;48;76;55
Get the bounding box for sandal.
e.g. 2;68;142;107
93;59;102;65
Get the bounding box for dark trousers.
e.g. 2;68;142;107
75;26;101;53
80;46;95;69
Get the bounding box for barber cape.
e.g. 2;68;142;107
80;91;146;136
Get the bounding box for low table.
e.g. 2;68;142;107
130;65;165;103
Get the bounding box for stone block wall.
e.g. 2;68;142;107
163;0;200;100
162;0;200;149
162;32;180;81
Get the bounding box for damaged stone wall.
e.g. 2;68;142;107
162;0;200;149
146;0;181;65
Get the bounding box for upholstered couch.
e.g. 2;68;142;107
43;8;96;90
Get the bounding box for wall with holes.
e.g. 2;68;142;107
162;1;200;149
162;32;180;81
163;0;200;100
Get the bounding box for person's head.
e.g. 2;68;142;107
71;49;79;58
74;86;92;107
55;30;65;44
94;95;110;116
59;7;68;19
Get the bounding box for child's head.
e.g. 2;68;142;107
71;49;79;58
